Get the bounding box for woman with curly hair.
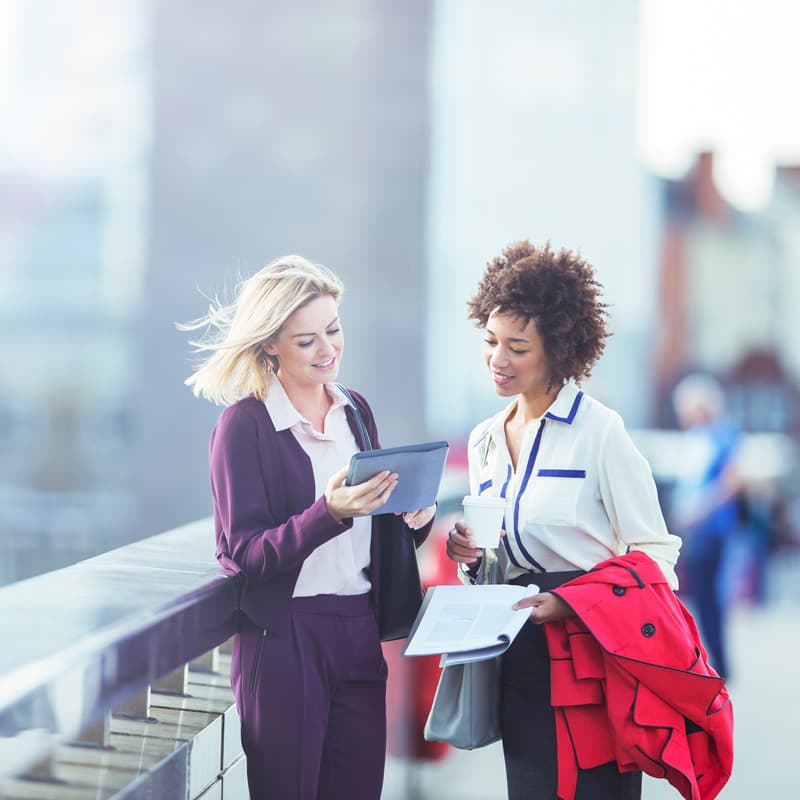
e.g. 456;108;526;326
446;241;682;800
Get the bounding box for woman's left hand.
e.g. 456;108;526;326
512;591;574;624
397;504;436;530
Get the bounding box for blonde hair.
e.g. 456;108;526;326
179;255;344;405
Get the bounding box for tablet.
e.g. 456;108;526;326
346;440;450;515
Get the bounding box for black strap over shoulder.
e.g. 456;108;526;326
335;383;372;451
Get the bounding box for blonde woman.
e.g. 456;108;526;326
182;255;435;800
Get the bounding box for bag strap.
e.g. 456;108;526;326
474;416;495;468
476;552;500;585
335;383;372;451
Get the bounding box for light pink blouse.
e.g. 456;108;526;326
265;379;373;597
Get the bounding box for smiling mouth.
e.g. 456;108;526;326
314;357;336;368
493;371;514;383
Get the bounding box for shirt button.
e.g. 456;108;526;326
641;623;656;637
612;585;626;596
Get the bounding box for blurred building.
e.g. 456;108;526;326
0;0;148;582
1;0;434;579
134;0;433;537
425;0;661;435
652;152;800;437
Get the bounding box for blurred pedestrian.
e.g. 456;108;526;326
445;241;682;800
181;255;435;800
671;373;743;680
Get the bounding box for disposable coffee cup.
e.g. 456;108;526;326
462;495;506;548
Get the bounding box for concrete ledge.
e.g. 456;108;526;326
0;520;241;779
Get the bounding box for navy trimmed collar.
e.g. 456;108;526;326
544;386;584;425
472;385;585;454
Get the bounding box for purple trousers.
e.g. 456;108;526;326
231;593;387;800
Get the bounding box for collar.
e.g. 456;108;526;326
265;378;348;433
474;383;585;449
543;383;584;425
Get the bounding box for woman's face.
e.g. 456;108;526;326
483;310;552;400
264;294;343;390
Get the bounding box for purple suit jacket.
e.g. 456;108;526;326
209;389;432;637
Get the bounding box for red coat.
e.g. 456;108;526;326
544;551;733;800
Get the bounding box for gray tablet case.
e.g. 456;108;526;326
346;441;450;515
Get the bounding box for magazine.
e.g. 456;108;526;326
403;584;539;665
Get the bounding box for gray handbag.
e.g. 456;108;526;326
423;554;502;750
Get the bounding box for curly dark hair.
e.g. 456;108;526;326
467;240;610;388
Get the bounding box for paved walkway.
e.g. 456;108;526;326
383;577;800;799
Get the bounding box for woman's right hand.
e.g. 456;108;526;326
445;520;484;565
324;466;399;522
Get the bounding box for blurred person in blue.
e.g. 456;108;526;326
671;373;743;680
181;256;435;800
445;242;691;800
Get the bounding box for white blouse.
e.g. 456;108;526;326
466;383;680;589
265;379;373;597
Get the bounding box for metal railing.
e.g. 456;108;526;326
0;519;242;798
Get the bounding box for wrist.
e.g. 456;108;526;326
323;494;344;523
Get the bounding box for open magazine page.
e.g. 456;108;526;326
403;584;539;663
